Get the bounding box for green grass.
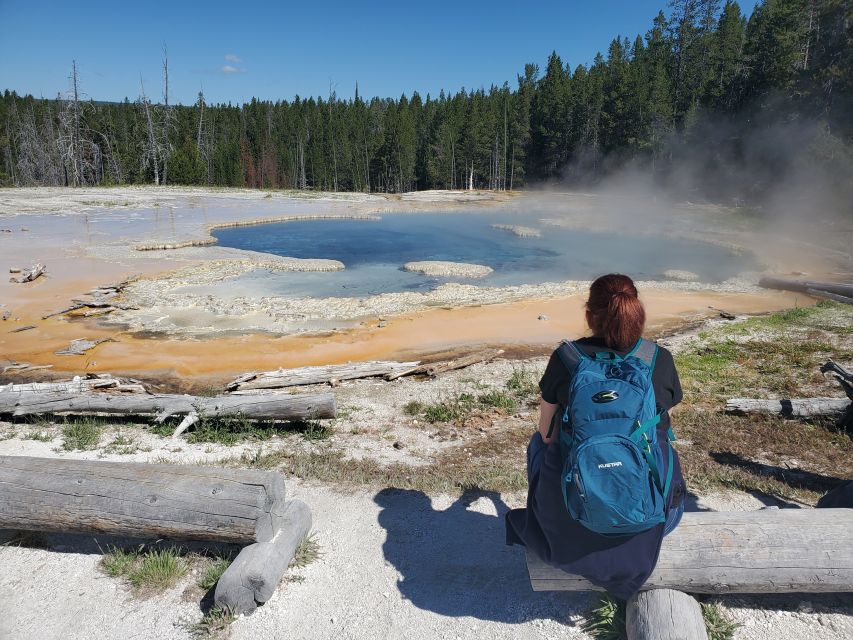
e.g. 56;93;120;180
61;418;102;450
671;300;853;503
151;413;335;445
198;557;232;591
187;607;235;640
100;546;187;593
404;387;523;426
582;593;626;639
238;422;530;494
290;532;321;568
702;602;741;640
23;430;52;442
506;364;540;399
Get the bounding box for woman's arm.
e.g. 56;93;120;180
538;398;559;444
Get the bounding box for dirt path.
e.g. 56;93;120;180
3;482;852;640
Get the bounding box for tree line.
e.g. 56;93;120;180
1;0;850;204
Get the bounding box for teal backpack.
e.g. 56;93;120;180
554;338;676;536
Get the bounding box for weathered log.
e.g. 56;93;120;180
526;508;853;593
726;397;849;417
42;303;86;319
215;499;312;614
759;276;853;299
55;337;115;356
228;361;419;392
0;390;336;423
806;288;853;305
0;456;289;544
9;263;45;284
385;348;505;380
1;363;53;374
9;325;36;333
626;589;708;640
0;375;146;395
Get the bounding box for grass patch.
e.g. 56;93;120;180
61;417;103;451
702;601;741;640
670;301;853;502
290;531;321;568
582;593;626;639
100;545;187;593
187;607;235;640
102;433;141;455
198;557;232;591
405;387;524;426
24;430;52;442
239;421;530;494
506;364;540;399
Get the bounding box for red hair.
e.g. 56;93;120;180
585;274;645;351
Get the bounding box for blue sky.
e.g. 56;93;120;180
1;1;732;105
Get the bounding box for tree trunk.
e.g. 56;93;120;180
758;277;853;299
228;361;420;392
725;397;849;417
526;508;853;593
626;589;708;640
215;499;311;614
0;390;336;422
0;456;290;544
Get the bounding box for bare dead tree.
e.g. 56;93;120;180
57;62;102;186
139;77;161;185
160;46;175;185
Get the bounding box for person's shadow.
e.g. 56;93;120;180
374;487;590;624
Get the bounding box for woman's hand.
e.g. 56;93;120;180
538;397;559;444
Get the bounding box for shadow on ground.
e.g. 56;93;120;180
710;451;846;494
374;487;591;625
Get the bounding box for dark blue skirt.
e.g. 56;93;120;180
506;432;685;600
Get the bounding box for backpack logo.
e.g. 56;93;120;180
592;390;619;403
597;461;623;470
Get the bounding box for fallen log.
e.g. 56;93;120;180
0;456;289;544
215;500;312;614
1;374;146;395
725;397;849;417
807;288;853;305
526;508;853;593
9;263;45;284
627;589;708;640
385;348;505;380
0;390;336;424
55;337;115;356
1;363;53;374
9;325;36;333
759;276;853;299
228;360;419;392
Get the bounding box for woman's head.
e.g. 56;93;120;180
585;274;645;351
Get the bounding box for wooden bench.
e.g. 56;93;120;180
526;508;853;639
0;456;311;615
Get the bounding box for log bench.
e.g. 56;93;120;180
526;508;853;640
0;456;310;615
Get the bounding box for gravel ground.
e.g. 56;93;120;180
3;475;852;640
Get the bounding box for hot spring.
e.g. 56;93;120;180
211;212;756;298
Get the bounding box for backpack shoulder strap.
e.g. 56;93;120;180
629;338;659;370
556;340;585;377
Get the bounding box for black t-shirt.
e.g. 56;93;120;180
505;336;687;600
539;336;683;432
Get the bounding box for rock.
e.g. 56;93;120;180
402;261;493;279
538;314;549;321
491;224;542;238
663;269;701;282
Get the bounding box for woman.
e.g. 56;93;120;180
506;274;686;600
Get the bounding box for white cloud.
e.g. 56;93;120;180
221;65;240;74
224;54;242;63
